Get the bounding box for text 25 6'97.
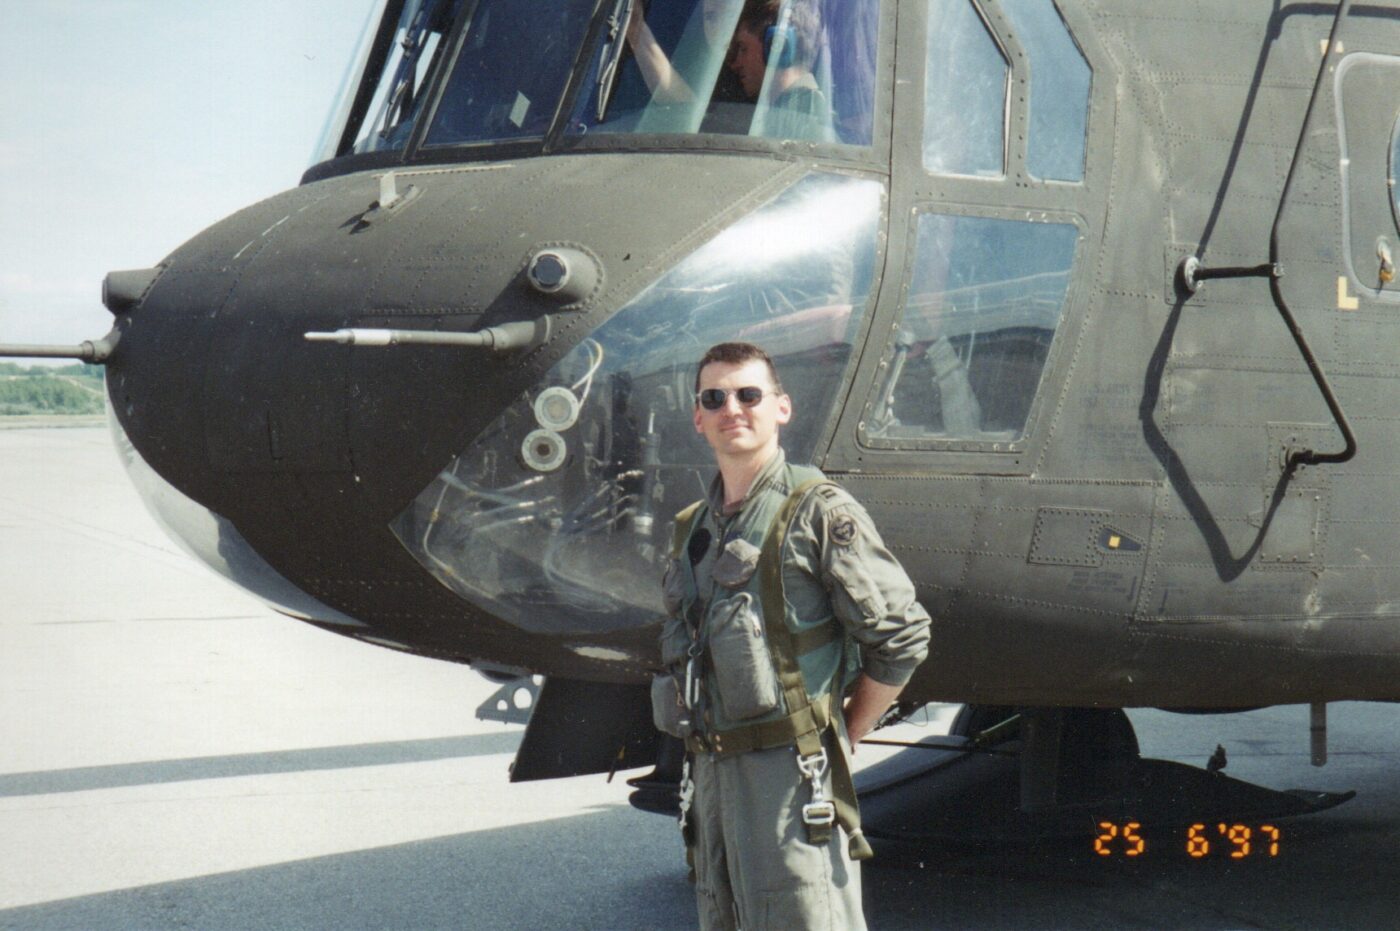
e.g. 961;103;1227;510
1093;821;1281;859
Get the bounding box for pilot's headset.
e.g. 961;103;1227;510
762;23;799;68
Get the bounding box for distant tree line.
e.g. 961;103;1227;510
0;363;105;415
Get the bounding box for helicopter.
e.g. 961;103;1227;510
4;0;1399;845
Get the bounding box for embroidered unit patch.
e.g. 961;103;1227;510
830;515;858;546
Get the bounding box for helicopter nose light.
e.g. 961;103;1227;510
526;246;600;305
533;386;581;431
102;266;161;315
522;429;567;472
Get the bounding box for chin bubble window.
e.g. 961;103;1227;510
391;172;883;636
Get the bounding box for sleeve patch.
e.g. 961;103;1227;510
829;515;858;546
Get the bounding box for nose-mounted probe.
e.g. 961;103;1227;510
305;247;598;350
0;267;160;363
304;316;552;351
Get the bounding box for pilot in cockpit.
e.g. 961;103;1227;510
728;0;835;143
624;0;834;141
626;0;750;133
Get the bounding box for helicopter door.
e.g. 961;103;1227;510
822;0;1093;476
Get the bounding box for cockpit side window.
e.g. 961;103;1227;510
923;0;1007;177
567;0;878;146
862;212;1079;446
1000;0;1090;182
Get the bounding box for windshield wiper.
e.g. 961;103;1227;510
376;0;450;141
595;0;636;122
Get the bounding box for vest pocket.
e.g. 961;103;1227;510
651;673;689;738
712;537;761;589
709;592;782;721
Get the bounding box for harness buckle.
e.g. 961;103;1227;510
802;800;836;827
796;748;834;828
677;758;695;834
796;749;828;780
683;654;702;714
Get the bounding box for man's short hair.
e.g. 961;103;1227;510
694;342;783;396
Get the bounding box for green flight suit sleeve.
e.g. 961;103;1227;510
788;486;932;688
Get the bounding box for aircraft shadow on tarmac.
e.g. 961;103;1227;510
0;733;525;798
0;803;1392;930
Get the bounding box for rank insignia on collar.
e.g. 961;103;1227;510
830;515;857;546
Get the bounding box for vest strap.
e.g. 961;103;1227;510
685;691;831;757
790;618;840;655
671;500;705;559
758;477;868;858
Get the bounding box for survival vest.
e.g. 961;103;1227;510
668;460;872;860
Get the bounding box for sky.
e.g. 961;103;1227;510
0;1;380;355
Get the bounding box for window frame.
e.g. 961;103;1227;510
855;202;1087;457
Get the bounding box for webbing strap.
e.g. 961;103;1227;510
684;694;830;757
790;620;840;655
757;478;830;758
671;500;705;559
757;478;866;856
829;734;873;860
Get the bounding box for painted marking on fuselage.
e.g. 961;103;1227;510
1338;276;1360;310
261;215;291;238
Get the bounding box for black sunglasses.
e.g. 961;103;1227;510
696;386;770;411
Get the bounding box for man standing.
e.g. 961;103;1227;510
656;342;931;930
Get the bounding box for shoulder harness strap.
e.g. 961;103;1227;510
670;500;706;560
758;477;872;861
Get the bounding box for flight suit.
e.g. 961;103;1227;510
658;449;931;931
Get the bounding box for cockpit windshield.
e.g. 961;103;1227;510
569;0;878;144
351;0;466;154
423;0;599;147
325;0;879;160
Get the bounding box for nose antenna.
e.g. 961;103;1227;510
0;265;156;364
305;316;552;352
0;328;121;364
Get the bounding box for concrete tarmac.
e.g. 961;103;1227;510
1;426;1397;930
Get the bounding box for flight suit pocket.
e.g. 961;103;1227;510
712;538;761;589
651;673;689;738
709;592;781;721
